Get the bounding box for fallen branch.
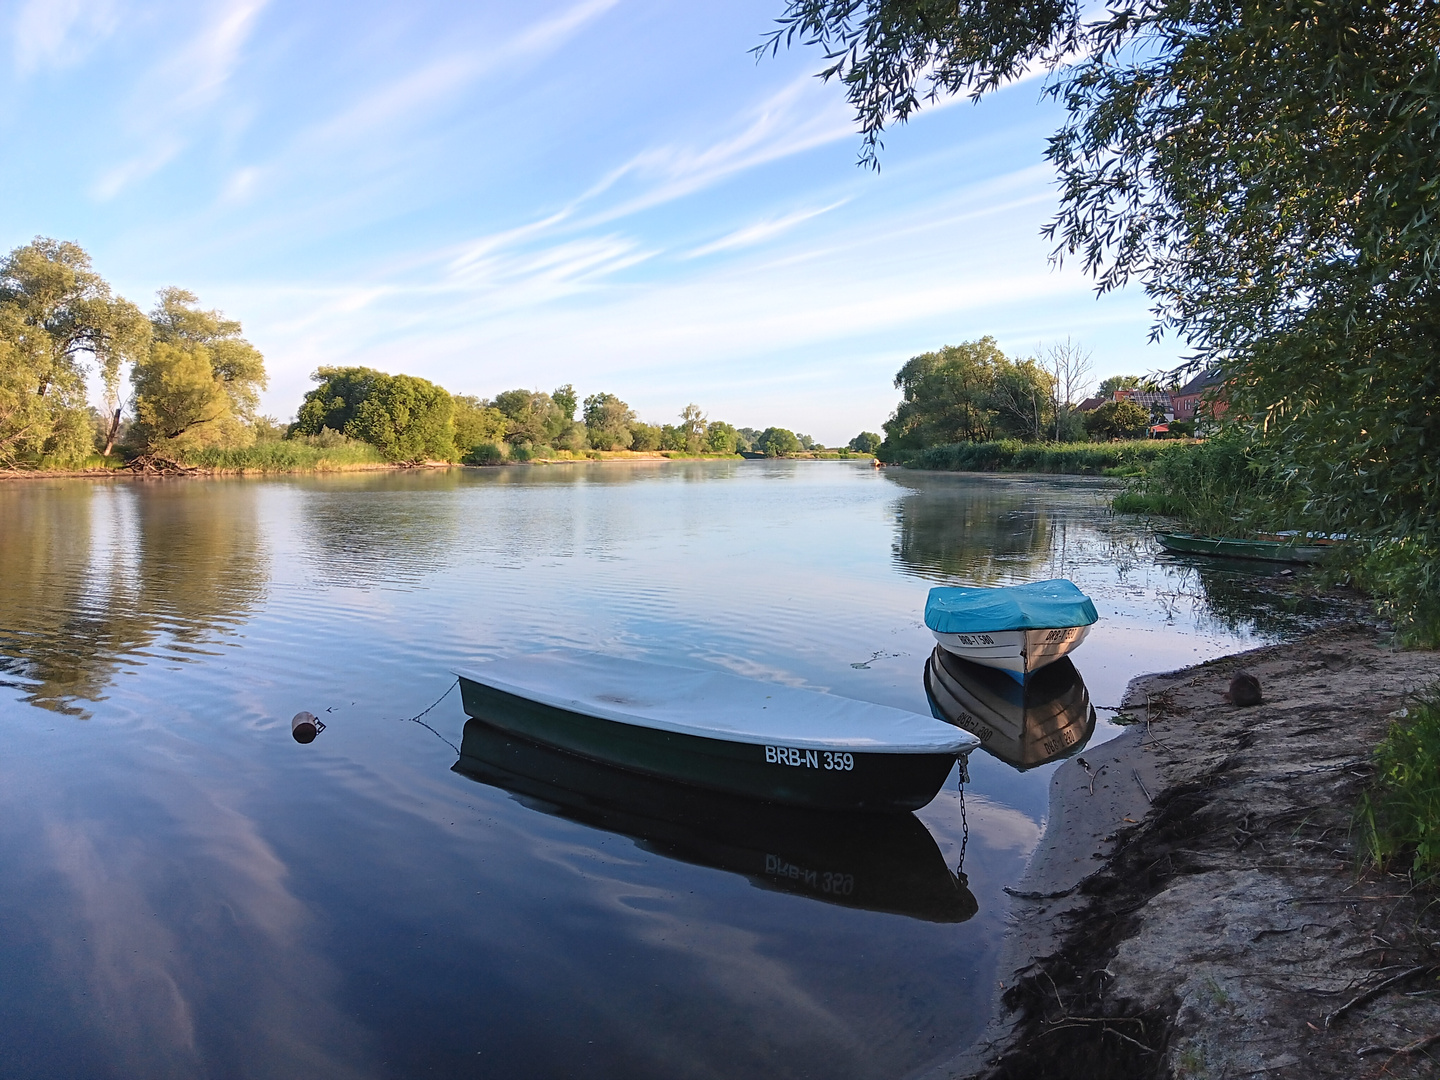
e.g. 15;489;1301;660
1326;964;1437;1028
1356;1030;1440;1057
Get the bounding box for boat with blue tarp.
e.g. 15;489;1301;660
924;578;1099;680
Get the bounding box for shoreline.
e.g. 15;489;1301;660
0;452;871;481
926;626;1440;1079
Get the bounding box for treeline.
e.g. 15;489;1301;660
288;367;842;464
0;238;865;470
878;336;1128;460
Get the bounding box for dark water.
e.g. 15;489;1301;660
0;464;1341;1079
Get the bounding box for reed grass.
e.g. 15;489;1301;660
1357;687;1440;879
177;438;386;472
904;438;1183;474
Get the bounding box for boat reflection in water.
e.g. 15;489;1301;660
924;648;1096;771
452;719;978;923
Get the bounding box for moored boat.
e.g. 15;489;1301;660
1154;531;1329;564
924;578;1099;681
452;719;978;922
924;649;1095;771
454;652;979;813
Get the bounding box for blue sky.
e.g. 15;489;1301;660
1;0;1179;444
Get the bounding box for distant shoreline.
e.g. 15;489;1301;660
0;451;872;481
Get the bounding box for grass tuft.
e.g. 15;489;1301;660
1357;687;1440;879
176;438;386;472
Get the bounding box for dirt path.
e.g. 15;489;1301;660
926;627;1440;1080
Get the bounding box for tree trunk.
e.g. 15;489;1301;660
103;408;121;456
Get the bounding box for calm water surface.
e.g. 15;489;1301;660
0;463;1339;1079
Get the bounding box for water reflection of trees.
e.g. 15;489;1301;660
1153;557;1364;638
0;482;267;714
885;473;1057;583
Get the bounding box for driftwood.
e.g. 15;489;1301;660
125;454;198;475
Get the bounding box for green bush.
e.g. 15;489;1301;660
463;441;506;465
1358;687;1440;879
1350;539;1440;648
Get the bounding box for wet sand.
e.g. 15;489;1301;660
926;626;1440;1080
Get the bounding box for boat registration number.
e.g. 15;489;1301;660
765;746;854;770
951;633;996;646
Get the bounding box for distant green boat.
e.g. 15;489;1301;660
1154;531;1330;564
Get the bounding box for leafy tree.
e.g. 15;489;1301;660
552;384;577;422
130;290;268;454
1085;399;1150;441
452;394;508;455
735;427;761;453
629;421;662;451
849;431;882;454
291;367;386;437
1098;375;1141;399
583;392;635;450
757;427;801;457
493;389;564;445
679;404;707;453
0;239;149;463
659;424;685;451
882;337;1007;451
347;373;455;462
796;433;815;450
989;356;1055;441
704;420;739;454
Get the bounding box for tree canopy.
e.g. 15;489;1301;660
767;0;1440;548
583;392;636;450
0;239;150;463
757;427;801;456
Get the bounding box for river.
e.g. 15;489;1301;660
0;462;1344;1079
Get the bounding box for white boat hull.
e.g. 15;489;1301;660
929;624;1092;680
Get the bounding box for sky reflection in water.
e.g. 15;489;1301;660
0;464;1347;1079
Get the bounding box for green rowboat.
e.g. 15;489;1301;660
455;652;979;813
1154;531;1329;564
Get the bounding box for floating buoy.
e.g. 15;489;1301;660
292;711;326;743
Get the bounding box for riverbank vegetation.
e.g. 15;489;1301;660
1358;689;1440;880
1;238;858;475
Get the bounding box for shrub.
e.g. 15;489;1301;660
463;441;506;465
906;438;1178;474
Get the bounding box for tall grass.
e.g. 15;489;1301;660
1357;687;1440;879
1110;436;1280;535
904;438;1183;474
177;438;386;472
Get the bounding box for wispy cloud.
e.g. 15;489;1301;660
685;200;849;259
90;0;270;200
12;0;118;76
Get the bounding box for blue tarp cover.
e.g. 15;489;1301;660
925;579;1099;634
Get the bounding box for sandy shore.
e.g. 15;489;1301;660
924;626;1440;1080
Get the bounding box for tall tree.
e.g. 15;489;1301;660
0;239;149;462
347;374;455;462
492;389;564;445
291;367;386;436
679;404;707;453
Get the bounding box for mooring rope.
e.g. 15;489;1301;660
956;756;970;877
395;677;461;754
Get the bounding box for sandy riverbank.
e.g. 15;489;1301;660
925;626;1440;1080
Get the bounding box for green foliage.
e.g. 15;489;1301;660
629;421;662;451
583;392;635;450
848;431;882;454
493;389;565;445
176;437;384;471
1113;435;1278;532
906;438;1177;475
291;367;385;437
757;427;801;457
881;337;1057;456
552;383;577;422
1085;399;1150;441
1358;688;1440;879
130;290;268;454
678;404;707;453
347;373;455;462
0;238;149;465
463;441;506;465
659;424;685;451
1351;539;1440;648
704;420;739;454
452;394;508;455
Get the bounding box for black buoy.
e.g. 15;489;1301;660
292;711;325;743
1225;671;1263;707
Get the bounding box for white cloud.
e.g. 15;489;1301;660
685;200;849;259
